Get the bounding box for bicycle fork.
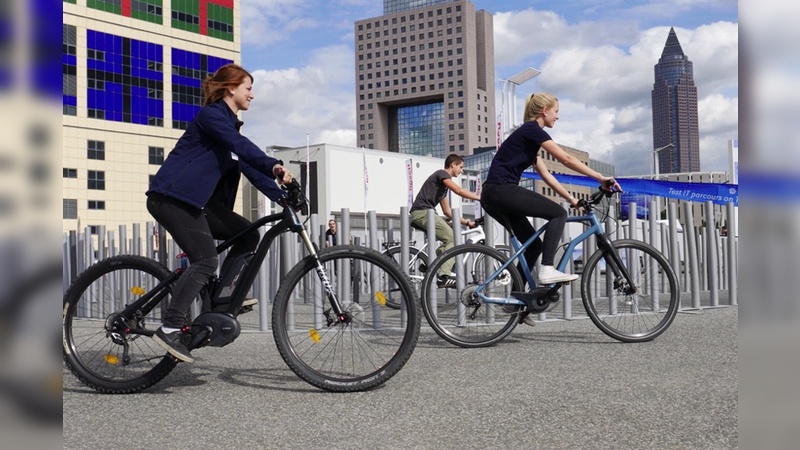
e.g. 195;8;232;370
595;233;637;295
294;226;350;323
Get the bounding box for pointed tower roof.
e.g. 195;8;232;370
660;27;685;57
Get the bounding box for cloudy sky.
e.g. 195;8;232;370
238;0;738;176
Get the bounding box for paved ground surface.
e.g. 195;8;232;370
63;306;738;449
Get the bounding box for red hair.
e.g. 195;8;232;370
202;64;253;105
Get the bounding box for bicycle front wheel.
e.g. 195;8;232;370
272;245;420;392
382;245;428;307
420;244;523;348
62;255;177;394
581;239;680;342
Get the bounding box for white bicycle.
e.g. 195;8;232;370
381;217;509;307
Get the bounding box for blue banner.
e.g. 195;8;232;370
520;172;738;206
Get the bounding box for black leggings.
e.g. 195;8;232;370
146;194;258;328
481;183;567;268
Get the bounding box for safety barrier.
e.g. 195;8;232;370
62;199;737;329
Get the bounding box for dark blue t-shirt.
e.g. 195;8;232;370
484;121;552;185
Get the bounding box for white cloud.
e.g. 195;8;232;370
493;11;737;175
240;0;318;47
240;4;738;176
240;45;356;149
699;94;738;136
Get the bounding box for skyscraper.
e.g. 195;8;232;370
354;0;495;158
63;0;241;232
651;27;700;174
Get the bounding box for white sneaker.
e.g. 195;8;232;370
242;298;259;308
537;266;579;285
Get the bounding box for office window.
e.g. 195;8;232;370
63;199;77;219
63;168;78;178
149;146;164;165
88;170;105;190
88;200;106;210
63;24;77;115
87;140;105;160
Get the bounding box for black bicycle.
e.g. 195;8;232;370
62;180;420;393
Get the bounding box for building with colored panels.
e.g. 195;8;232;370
63;0;240;234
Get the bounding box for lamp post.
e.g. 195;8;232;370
651;143;674;220
652;143;674;177
499;67;541;143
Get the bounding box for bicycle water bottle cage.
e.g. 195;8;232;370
511;287;560;314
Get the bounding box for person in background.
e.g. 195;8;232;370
410;154;480;288
325;219;337;247
146;64;293;362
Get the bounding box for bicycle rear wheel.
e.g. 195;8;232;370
382;245;428;307
420;244;522;348
581;239;679;342
272;245;420;392
62;255;177;394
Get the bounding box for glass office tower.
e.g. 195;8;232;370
651;27;700;174
355;0;495;158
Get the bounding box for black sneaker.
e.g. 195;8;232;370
152;327;194;363
436;274;456;288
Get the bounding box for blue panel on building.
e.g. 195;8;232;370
171;48;233;129
86;29;164;126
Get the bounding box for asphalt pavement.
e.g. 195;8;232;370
63;305;737;449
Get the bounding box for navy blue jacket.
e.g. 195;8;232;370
147;100;284;209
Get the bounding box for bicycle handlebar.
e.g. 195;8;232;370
275;168;308;214
577;184;619;211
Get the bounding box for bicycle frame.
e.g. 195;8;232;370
385;223;487;284
474;209;634;307
118;204;345;337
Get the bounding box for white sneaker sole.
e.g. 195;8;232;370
537;274;579;285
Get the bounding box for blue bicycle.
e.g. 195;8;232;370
420;187;680;347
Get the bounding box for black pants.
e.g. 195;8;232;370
481;183;567;268
147;194;258;328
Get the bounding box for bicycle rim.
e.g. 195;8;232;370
62;255;177;394
272;245;420;392
581;239;680;342
421;244;521;348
